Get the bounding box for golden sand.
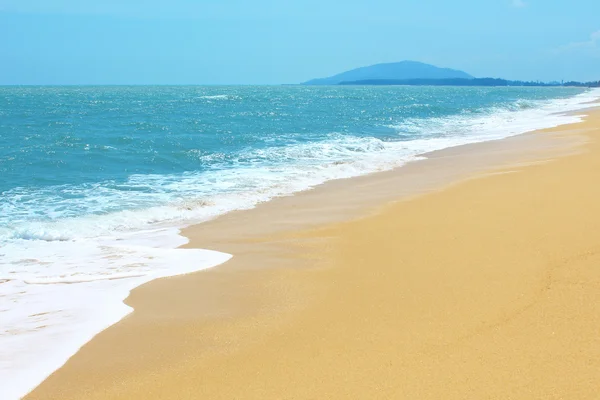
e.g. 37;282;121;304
26;109;600;399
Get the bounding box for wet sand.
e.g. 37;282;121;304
26;108;600;399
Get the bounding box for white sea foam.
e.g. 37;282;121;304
0;230;231;400
1;88;599;399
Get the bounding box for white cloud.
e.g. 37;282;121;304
511;0;527;8
555;30;600;54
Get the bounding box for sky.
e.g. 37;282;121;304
0;0;599;85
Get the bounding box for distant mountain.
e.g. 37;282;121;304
303;61;473;85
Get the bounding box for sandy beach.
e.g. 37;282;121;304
25;107;600;399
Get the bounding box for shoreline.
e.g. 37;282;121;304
7;89;599;399
23;104;600;399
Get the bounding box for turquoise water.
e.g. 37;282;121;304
1;85;598;399
0;85;591;230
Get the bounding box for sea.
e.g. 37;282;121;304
1;85;599;399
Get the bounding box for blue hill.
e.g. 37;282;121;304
303;61;473;85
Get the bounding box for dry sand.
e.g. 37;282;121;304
26;109;600;399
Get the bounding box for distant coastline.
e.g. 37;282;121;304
338;78;600;88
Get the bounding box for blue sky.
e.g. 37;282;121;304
1;0;599;84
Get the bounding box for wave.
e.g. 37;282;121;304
198;94;241;100
3;89;599;244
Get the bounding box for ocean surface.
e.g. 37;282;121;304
1;85;599;398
